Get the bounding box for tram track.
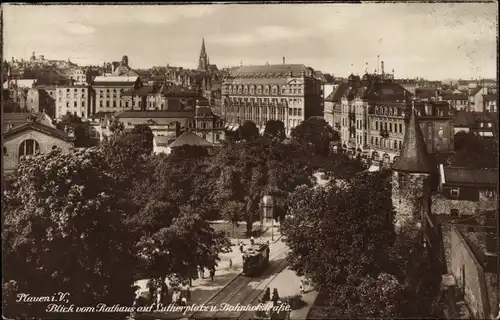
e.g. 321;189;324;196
187;246;289;320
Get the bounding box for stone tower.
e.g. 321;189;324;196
391;101;435;232
197;38;209;71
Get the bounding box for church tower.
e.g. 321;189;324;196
391;101;435;232
197;38;209;71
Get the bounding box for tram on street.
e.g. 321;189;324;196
242;242;270;276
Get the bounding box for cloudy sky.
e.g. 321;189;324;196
3;3;498;80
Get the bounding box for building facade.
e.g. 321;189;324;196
55;84;92;119
2;117;74;173
329;72;454;166
92;76;142;115
221;64;323;135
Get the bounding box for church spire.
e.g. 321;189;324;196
392;100;434;174
198;38;209;70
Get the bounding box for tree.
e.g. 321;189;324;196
126;147;230;288
264;120;286;141
130;124;154;155
451;131;497;169
282;170;398;317
109;117;125;133
238;120;260;141
290;118;339;156
2;148;137;319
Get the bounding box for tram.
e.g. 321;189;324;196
242;242;270;276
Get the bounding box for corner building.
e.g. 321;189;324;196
221;64;323;135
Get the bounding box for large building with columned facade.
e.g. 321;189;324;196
221;64;323;135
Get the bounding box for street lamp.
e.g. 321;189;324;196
262;195;274;241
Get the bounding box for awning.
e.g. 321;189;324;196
226;125;234;131
232;124;240;131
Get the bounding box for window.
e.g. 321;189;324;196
106;101;110;107
450;188;460;197
100;101;103;107
125;101;129;108
487;123;492;128
74;101;77;107
19;139;40;159
66;102;69;107
375;121;379;130
480;123;484;128
298;89;302;94
371;136;374;145
82;101;85;107
3;146;7;155
389;123;392;132
399;123;402;133
215;134;220;141
113;101;116;108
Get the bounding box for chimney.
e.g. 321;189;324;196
283;57;285;65
381;61;385;76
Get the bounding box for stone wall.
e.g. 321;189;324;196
391;171;430;230
432;192;498;216
449;226;491;319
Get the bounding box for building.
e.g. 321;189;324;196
193;98;225;144
54;84;92;119
391;106;436;229
115;110;194;136
92;76;142;115
330;71;454;166
221;63;323;135
432;165;497;217
160;130;213;155
396;78;418;95
442;93;468;111
2;115;74;173
453;111;497;138
3;112;54;131
482;94;497;113
68;67;88;85
112;56;139;77
26;85;56;115
323;90;337;132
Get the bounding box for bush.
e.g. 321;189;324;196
283;294;307;310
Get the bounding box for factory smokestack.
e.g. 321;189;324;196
381;61;385;76
283;57;285;64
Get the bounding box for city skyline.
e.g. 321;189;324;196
3;3;498;80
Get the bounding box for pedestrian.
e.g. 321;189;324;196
181;297;187;307
250;236;255;245
210;268;215;282
239;242;244;253
272;288;280;305
199;266;205;279
300;280;304;295
229;258;233;269
262;287;271;302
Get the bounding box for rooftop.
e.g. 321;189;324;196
443;166;497;186
169;130;212;148
230;64;315;78
392;107;435;174
3;122;73;142
93;76;139;84
116;111;195;119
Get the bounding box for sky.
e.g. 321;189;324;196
3;3;498;80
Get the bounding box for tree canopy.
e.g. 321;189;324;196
2;148;137;319
264;120;286;141
238;120;260;141
451;131;497;169
290;118;340;156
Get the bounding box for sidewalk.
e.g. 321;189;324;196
134;228;284;307
264;267;319;320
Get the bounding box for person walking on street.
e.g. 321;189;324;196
250;236;255;245
210;268;215;282
272;288;280;306
300;280;304;295
229;258;233;269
